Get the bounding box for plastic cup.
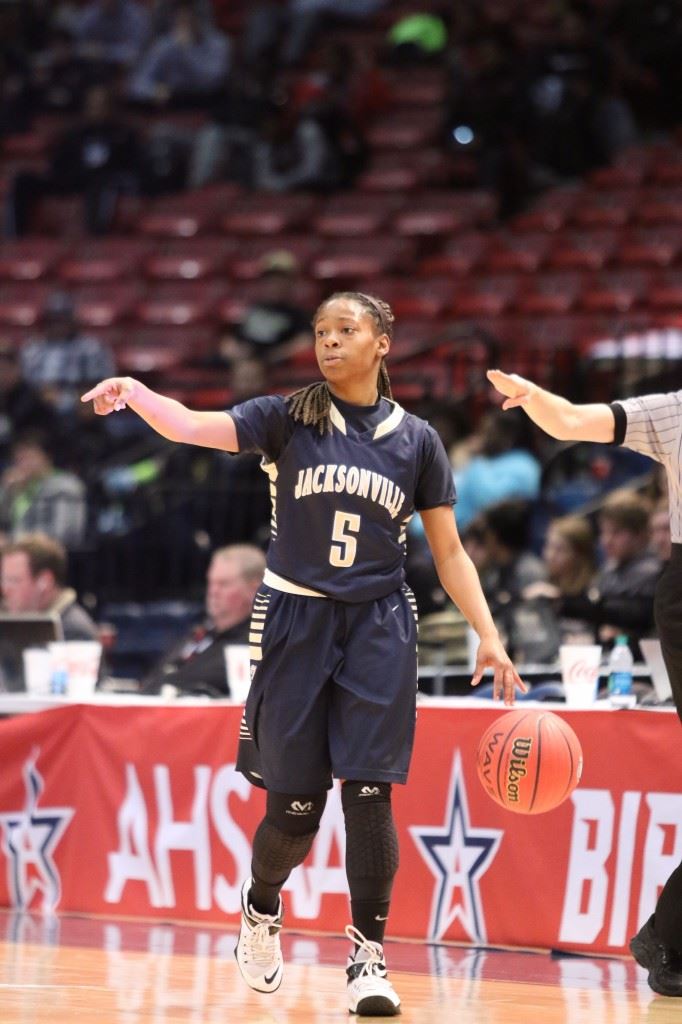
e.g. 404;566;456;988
22;648;53;696
559;644;602;708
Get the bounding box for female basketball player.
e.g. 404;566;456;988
488;366;682;999
82;293;523;1017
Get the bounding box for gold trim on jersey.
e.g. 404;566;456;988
329;400;405;440
263;568;328;598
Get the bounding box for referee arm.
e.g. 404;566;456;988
486;369;616;443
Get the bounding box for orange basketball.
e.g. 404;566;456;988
476;709;583;815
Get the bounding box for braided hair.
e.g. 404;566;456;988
286;292;394;435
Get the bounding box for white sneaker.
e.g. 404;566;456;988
345;924;401;1016
234;879;284;993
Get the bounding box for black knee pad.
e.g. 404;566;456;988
251;790;327;885
342;781;399;901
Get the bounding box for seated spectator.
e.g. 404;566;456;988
0;532;98;639
74;0;151;69
6;83;144;236
478;500;556;662
0;346;57;465
0;431;87;549
214;251;312;367
141;544;266;696
452;408;541;530
558;491;661;654
650;500;672;565
251;101;343;193
150;0;215;37
523;514;597;644
32;27;97;114
20;290;116;415
128;1;231;108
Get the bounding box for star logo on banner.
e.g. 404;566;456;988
410;750;503;943
0;748;74;912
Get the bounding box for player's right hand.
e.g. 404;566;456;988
81;377;138;415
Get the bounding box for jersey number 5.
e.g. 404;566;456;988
329;511;361;567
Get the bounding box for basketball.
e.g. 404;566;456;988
476;709;583;815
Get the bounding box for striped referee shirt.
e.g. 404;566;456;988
611;392;682;541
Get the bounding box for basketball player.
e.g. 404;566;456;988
487;367;682;999
82;293;523;1017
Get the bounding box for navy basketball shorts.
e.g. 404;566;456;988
236;584;419;793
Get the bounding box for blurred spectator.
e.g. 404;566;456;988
243;0;387;69
650;500;672;564
32;27;96;114
557;491;661;653
0;347;56;464
251;102;342;193
74;0;151;69
0;531;98;639
6;83;144;236
215;251;311;367
141;543;265;696
150;0;215;37
128;1;231;108
20;290;116;415
523;514;597;644
477;500;554;662
187;56;276;188
451;408;541;530
0;431;87;549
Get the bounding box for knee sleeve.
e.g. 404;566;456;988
252;790;327;885
342;781;399;902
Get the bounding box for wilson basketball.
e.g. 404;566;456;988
476;709;583;815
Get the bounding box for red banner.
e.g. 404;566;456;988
0;702;679;955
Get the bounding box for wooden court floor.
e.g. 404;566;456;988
0;910;678;1023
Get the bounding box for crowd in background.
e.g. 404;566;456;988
0;0;680;683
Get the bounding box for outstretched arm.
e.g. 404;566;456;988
486;369;616;443
421;505;526;705
81;377;239;452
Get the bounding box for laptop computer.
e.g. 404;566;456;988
639;639;673;703
0;613;63;692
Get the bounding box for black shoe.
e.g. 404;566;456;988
630;916;682;997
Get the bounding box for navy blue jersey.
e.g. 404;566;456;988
229;394;456;602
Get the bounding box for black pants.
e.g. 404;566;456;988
651;544;682;947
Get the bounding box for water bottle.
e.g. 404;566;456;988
607;635;634;706
50;665;68;696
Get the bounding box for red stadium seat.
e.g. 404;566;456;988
356;149;455;192
393;190;496;236
225;235;322;280
0;284;51;326
142;238;236;281
571;189;639;228
510;188;582;231
310;238;417;281
219;193;319;235
647;270;682;311
417;233;490;276
367;276;453;319
547;229;618;270
72;283;142;327
485;232;552;273
615;228;681;268
366;107;445;150
449;274;521;317
312;193;405;237
133;282;226;326
383;69;447;107
637;188;682;225
579;270;650;313
0;240;65;281
135;186;241;239
57;240;152;283
516;272;585;315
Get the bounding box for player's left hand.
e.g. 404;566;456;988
471;635;527;705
